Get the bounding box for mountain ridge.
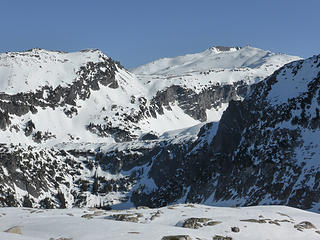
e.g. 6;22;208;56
0;46;317;212
0;46;299;147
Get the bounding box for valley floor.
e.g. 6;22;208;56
0;204;319;240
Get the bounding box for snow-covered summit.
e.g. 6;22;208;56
0;48;109;94
131;46;301;75
132;46;301;98
207;45;241;54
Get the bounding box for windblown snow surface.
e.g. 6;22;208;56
1;204;320;240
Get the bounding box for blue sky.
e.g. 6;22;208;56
0;0;319;68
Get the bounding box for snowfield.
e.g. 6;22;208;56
0;204;320;240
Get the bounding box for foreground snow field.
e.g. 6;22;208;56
0;204;320;240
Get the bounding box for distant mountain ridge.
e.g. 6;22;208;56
0;46;299;146
131;46;299;75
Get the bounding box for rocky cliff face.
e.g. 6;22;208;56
204;55;320;210
127;55;320;211
0;47;307;210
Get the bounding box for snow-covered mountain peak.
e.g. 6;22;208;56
4;48;108;60
131;46;301;75
0;48;111;94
